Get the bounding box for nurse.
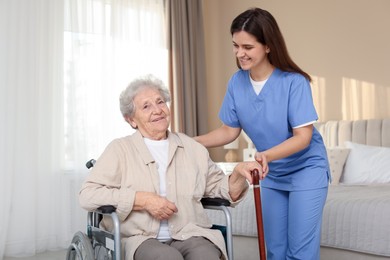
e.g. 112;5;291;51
195;7;329;260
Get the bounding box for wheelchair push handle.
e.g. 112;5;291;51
251;169;266;259
86;159;96;169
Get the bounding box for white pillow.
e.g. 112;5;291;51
341;141;390;184
326;148;350;185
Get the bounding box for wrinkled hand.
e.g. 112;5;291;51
233;161;263;184
144;194;178;220
254;152;269;180
229;161;263;201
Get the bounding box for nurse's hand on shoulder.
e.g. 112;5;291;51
254;152;269;180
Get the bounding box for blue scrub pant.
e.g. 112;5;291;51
261;187;328;260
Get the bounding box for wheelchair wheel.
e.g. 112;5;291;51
94;244;112;260
66;231;94;260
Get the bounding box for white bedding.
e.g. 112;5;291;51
321;184;390;256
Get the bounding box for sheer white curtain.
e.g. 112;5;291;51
0;0;167;257
64;0;167;168
1;0;66;257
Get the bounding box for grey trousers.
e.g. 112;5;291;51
134;236;222;260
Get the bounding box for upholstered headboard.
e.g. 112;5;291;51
314;119;390;148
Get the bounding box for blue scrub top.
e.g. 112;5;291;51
219;69;329;191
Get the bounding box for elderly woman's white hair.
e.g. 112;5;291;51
119;74;171;118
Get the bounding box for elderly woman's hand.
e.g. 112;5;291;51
134;191;178;220
228;161;262;201
233;161;263;184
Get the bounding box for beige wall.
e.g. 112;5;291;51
202;0;390;161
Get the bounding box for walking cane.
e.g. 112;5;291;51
251;169;266;259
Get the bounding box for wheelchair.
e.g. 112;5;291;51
66;159;235;260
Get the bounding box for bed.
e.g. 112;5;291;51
209;118;390;260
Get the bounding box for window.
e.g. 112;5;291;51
64;0;167;169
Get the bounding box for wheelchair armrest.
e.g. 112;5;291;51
89;206;117;227
201;197;231;207
96;205;116;214
87;205;121;259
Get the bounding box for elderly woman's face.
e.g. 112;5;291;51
128;87;170;140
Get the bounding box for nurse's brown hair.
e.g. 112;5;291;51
230;8;311;82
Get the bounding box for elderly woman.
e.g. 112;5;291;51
79;75;261;260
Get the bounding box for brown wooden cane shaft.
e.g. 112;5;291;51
252;169;266;259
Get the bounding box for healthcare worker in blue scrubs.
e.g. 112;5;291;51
195;7;329;260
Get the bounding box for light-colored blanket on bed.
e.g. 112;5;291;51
321;184;390;256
